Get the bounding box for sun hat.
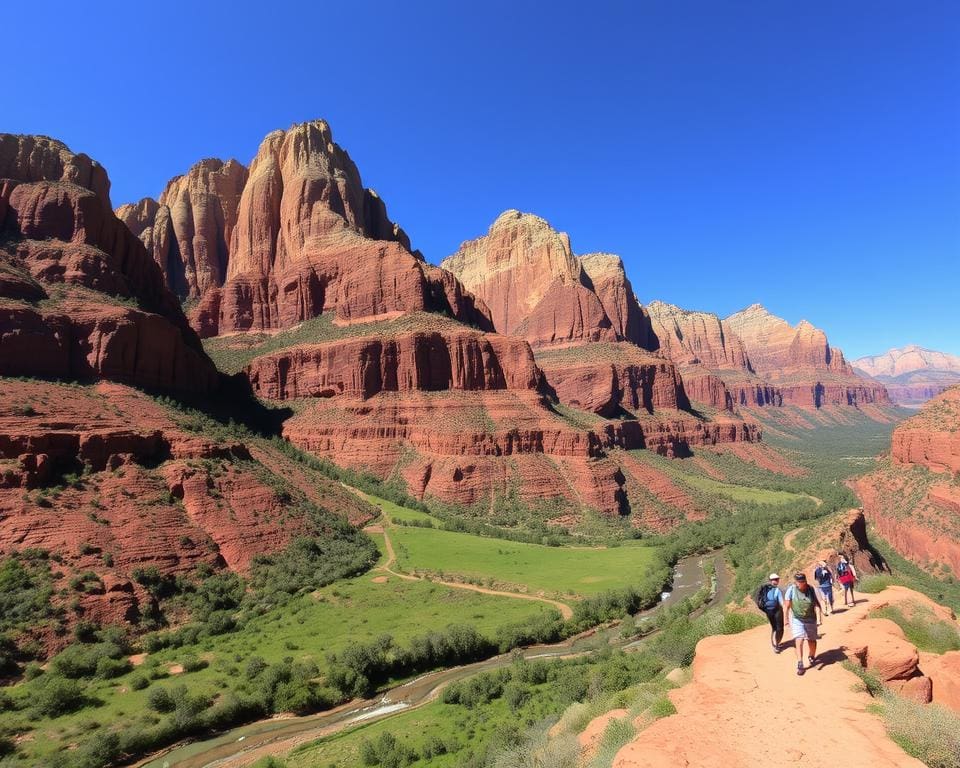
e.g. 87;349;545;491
769;573;780;580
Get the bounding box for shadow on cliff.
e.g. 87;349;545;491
153;372;294;438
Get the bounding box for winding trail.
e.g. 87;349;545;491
364;520;575;620
783;527;803;552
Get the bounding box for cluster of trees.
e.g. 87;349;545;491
326;624;494;697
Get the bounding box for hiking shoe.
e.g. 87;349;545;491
808;655;816;665
797;663;805;676
773;645;782;654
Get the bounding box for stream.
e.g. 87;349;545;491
139;550;728;768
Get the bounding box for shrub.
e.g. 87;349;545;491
882;694;960;768
860;575;895;593
32;676;86;717
180;653;208;673
146;686;176;713
130;675;149;691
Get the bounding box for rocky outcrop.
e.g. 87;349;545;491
610;587;944;768
725;304;850;374
890;386;960;473
440;210;582;336
579;252;656;349
440;211;658;350
513;281;618;348
116;158;248;300
195;120;491;337
647;301;751;370
0;134;217;393
857;387;960;576
245;329;544;401
0;380;375;653
536;344;687;415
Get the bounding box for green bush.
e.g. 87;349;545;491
146;686;176;713
129;675;149;691
32;676;86;717
882;694;960;768
860;574;895;593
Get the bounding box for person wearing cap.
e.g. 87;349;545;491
756;573;785;653
784;572;822;676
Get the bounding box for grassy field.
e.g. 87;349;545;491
673;473;809;506
375;498;662;598
0;574;552;765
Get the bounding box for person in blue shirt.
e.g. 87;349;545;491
814;560;835;615
757;573;785;653
784;572;822;676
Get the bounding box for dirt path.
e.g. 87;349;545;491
613;589;927;768
783;527;803;552
365;521;575;620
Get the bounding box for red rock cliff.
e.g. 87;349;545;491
0;134;217;393
117;158;248;300
196;120;491;336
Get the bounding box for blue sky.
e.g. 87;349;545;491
6;1;959;358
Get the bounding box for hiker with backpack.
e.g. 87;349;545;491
755;573;785;653
783;572;822;676
813;560;834;615
836;554;858;607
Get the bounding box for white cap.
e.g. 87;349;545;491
769;573;780;580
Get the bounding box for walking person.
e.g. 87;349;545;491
813;560;834;615
755;573;785;652
784;572;822;676
836;554;858;607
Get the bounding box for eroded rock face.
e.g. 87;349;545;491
0;134;217;393
536;344;687;415
441;210;582;335
0;380;376;654
246;329;544;400
647;301;751;370
195;120;490;336
579;252;656;349
725;304;850;374
891;386;960;473
117;159;248;300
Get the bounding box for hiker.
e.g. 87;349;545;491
755;573;784;653
784;572;822;676
836;554;859;606
813;560;834;615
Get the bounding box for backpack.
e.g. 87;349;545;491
837;560;849;576
755;584;779;612
814;566;830;585
790;585;816;621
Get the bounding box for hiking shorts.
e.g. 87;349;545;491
819;585;834;602
791;618;818;641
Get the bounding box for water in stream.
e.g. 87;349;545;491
139;551;727;768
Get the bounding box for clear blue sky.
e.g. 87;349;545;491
6;1;959;358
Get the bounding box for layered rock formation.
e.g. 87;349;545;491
0;134;217;392
0;379;375;654
857;386;960;577
190;120;491;337
579;252;657;349
854;345;960;407
116;158;248;300
440;211;654;349
647;301;750;370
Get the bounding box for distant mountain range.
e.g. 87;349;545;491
853;346;960;407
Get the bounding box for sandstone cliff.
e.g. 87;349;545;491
192;120;491;337
857;386;960;580
116;158;248;300
0;134;217;392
